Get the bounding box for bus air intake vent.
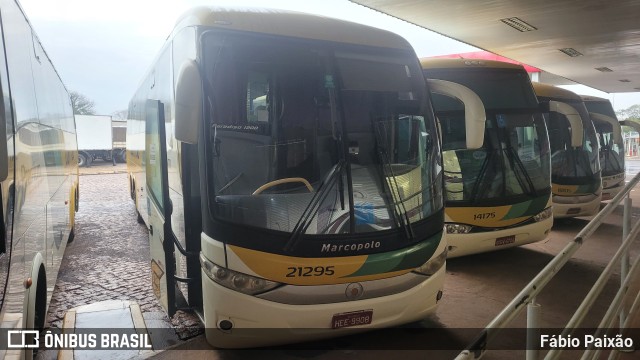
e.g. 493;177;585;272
559;48;583;57
500;17;537;32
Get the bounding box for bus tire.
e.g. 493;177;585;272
24;254;47;331
68;225;75;243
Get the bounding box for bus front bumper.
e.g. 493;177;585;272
200;266;445;348
446;215;553;258
552;194;602;218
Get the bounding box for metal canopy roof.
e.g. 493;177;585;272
351;0;640;93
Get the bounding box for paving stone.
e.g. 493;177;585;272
44;173;202;344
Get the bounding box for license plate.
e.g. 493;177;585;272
495;235;515;246
331;310;373;329
567;207;581;215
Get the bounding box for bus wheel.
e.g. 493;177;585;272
34;266;47;331
68;225;75;243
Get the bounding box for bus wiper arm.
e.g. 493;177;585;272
507;147;538;197
284;160;344;252
377;147;414;241
470;152;491;203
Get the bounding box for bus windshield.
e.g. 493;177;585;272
546;100;601;184
593;120;624;177
202;32;442;237
427;68;550;204
584;101;624;177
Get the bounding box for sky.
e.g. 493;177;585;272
19;0;639;115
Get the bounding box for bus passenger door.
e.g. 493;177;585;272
145;99;177;315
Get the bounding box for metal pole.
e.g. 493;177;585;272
527;297;540;360
621;196;631;327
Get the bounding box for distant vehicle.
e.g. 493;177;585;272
112;119;127;161
0;0;78;357
581;95;624;200
127;6;484;348
421;58;553;257
533;83;602;218
76;114;126;166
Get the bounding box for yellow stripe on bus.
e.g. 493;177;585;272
446;204;529;228
552;183;580;195
228;245;411;285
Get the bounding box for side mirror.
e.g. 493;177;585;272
427;79;485;149
621;119;640;133
175;60;202;144
590;112;622;144
549;101;583;147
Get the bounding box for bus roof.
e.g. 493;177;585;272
419;57;527;71
532;82;582;102
171;6;413;50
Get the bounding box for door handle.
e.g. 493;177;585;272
149;225;153;236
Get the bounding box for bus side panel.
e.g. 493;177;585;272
0;0;76;330
128;82;152;227
127;115;147;224
0;0;16;322
0;0;41;324
30;30;76;308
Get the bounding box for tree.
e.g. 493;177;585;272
70;91;96;115
111;109;128;120
616;104;640;122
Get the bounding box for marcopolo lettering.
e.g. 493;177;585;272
321;241;381;253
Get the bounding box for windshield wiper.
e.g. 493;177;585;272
284;160;345;252
470;151;491;203
375;139;414;241
506;147;538;197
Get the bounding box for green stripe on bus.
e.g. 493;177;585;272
345;232;442;277
502;196;548;220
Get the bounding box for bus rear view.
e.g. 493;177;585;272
533;83;602;218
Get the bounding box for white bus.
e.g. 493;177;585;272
421;59;553;258
581;95;624;200
127;6;483;348
533;83;602;218
0;0;78;357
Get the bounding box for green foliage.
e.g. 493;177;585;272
616;104;640;121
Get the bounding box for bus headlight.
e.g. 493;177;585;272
533;207;553;222
445;223;472;234
413;248;447;276
199;253;280;295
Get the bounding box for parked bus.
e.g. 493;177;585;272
420;59;552;257
581;95;624;200
532;83;601;218
127;6;484;348
0;0;78;356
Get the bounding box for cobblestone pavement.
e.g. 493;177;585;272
43;168;203;355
